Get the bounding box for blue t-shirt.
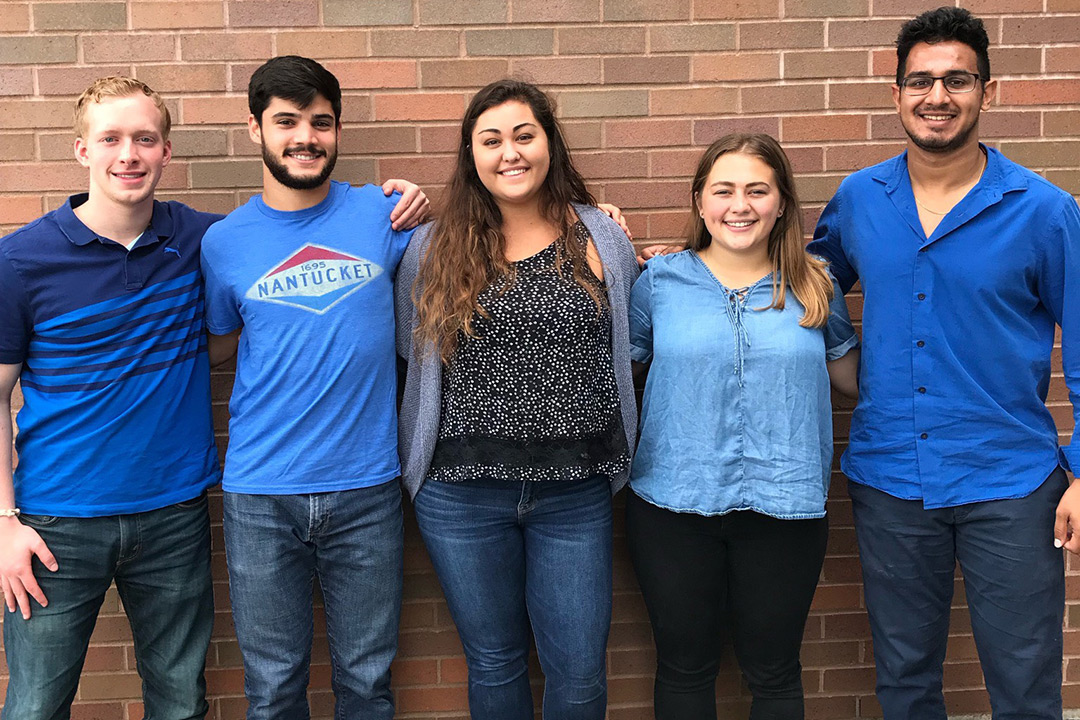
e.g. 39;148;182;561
0;195;222;516
201;181;414;494
628;251;858;520
808;146;1080;508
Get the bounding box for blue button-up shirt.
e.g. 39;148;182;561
628;251;858;519
808;146;1080;509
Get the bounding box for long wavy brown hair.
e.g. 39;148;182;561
688;133;834;328
414;79;600;363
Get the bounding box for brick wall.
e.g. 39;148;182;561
1;1;1077;718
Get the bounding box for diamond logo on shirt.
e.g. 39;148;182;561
246;243;383;314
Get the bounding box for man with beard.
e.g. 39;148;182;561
200;56;427;719
808;7;1080;719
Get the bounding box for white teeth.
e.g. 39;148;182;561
291;154;317;160
923;115;952;120
726;221;754;227
501;168;527;176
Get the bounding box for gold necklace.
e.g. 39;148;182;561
912;151;987;217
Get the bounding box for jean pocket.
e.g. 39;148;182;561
173;491;208;510
19;513;60;528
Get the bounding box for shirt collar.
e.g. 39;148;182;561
873;143;1028;198
56;193;174;247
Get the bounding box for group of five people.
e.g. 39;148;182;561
1;5;1078;720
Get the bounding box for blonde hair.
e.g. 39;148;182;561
74;76;171;140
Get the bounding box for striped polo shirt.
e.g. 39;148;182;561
0;195;222;516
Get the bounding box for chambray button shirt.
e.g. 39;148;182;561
628;251;858;520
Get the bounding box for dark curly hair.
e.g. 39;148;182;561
895;7;990;86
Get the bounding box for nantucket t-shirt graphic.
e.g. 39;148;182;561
200;181;414;495
246;243;383;314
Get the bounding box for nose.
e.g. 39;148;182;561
925;77;950;103
117;138;136;163
293;121;316;144
730;192;750;212
502;143;520;162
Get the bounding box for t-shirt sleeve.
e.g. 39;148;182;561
0;253;32;364
629;262;654;364
824;272;859;362
200;237;242;335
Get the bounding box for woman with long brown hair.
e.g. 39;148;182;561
626;133;859;719
395;79;639;720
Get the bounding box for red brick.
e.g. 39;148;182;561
694;53;781;82
829;81;894;110
0;4;30;32
36;65;129;96
991;47;1043;75
604;0;690;21
605;119;692;148
378;156;453;185
786;0;866;17
1045;111;1080;137
741;83;826;113
82;35;177;63
648;148;700;178
0;133;35;161
963;0;1043;11
827;19;903;48
694;0;778;18
181;96;249;125
0;67;32;95
0;195;44;224
650;23;736;52
375;93;466;121
131;2;225;29
228;0;319;27
1048;47;1080;73
33;2;126;31
1000;140;1080;169
510;57;602;86
604;180;686;209
370;29;459;57
741;21;824;50
136;64;227;93
1002;15;1080;44
1000;79;1080;106
180;32;271;61
558;26;647;55
420;59;508;89
604;56;690;85
694;116;781;143
785;50;868;79
512;0;600;22
650;87;739;116
575;150;649;179
397;685;469;713
0;100;74;129
783;114;867;142
275;30;370;59
419;124;458;153
321;60;416;89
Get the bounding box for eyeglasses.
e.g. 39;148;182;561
900;72;981;96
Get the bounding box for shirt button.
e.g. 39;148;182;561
920;433;928;439
918;387;926;394
917;293;926;300
917;340;925;347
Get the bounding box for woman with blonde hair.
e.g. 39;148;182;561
395;78;639;720
627;133;859;720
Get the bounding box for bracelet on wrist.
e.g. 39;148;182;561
0;508;21;517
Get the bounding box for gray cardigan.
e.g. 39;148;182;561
395;204;640;499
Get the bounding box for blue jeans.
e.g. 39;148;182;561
2;494;214;720
413;476;613;720
223;481;403;720
850;468;1067;720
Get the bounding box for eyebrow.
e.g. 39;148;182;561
709;180;771;188
97;127;160;137
476;122;538;135
271;111;336;122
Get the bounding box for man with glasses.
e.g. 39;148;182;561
809;6;1080;719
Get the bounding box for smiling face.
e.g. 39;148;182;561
74;94;171;210
470;100;551;209
250;94;339;191
893;40;996;154
696;151;783;260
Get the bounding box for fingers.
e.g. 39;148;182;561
393;193;430;231
1054;506;1068;549
19;570;47;614
1;575;13;614
32;538;58;573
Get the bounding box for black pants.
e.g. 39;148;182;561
626;491;828;720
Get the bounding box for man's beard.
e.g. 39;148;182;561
262;141;337;190
903;109;978;153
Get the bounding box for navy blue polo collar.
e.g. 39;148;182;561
56;193;175;247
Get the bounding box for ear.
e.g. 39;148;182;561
161;138;172;168
694;191;703;217
248;113;262;145
74;137;90;168
981;78;998;111
891;83;902;113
